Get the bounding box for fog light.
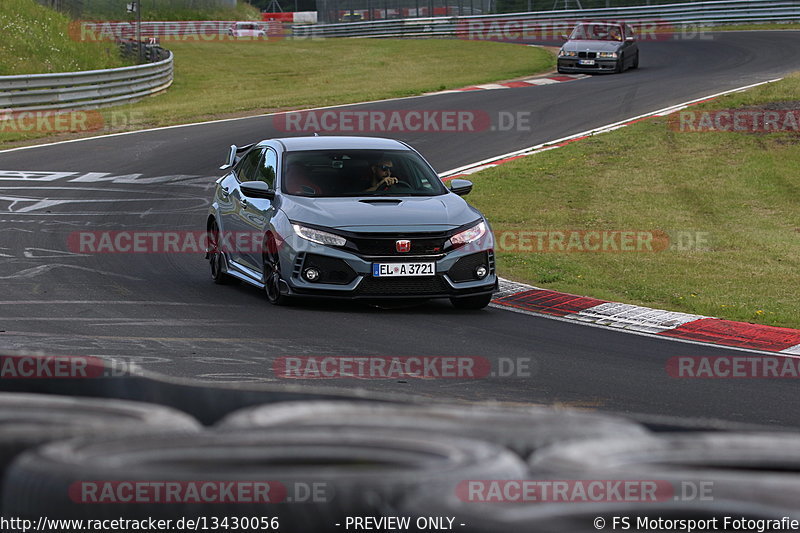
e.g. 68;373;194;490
304;267;320;281
475;265;488;279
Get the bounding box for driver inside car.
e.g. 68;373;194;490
362;159;399;192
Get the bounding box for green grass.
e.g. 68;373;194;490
0;0;127;74
467;74;800;329
134;38;552;121
81;0;261;21
0;39;553;144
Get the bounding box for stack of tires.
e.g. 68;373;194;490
3;393;800;532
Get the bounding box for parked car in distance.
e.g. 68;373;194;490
228;22;267;38
339;13;364;22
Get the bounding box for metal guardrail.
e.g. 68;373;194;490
0;44;173;111
294;0;800;38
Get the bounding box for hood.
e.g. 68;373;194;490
280;194;480;231
562;40;623;53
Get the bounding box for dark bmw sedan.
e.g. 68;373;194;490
557;22;639;74
206;136;497;309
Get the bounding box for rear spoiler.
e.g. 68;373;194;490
220;142;257;170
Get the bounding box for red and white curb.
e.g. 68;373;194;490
492;281;800;355
440;78;783;181
426;74;587;95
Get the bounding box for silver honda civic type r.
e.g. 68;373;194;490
206;136;497;309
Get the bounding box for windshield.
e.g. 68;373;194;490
281;149;448;197
569;23;624;41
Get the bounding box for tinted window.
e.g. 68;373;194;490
235;148;263;182
256;148;277;188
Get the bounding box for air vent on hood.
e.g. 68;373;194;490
359;199;403;205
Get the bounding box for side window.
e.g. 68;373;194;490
625;24;634;39
256;148;277;188
235;148;263;182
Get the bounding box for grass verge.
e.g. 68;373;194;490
81;0;260;21
467;74;800;328
0;0;127;75
0;39;553;145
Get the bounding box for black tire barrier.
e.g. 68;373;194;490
529;432;800;509
0;392;201;502
2;429;528;532
216;401;650;457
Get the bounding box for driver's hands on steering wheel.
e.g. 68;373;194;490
379;177;399;188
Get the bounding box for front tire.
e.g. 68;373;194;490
615;54;624;73
632;52;639;69
208;219;231;285
263;233;290;306
450;293;493;310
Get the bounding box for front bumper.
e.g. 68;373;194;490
280;237;498;300
558;58;618;73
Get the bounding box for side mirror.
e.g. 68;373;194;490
220;145;236;170
240;181;276;200
449;179;473;196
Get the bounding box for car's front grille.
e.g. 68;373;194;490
355;275;449;296
578;51;597;59
343;234;449;257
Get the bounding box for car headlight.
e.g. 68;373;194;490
597;52;618;58
292;224;346;247
450;221;486;247
559;50;578;57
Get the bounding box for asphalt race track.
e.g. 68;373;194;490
1;31;799;426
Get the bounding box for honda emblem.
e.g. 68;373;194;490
396;240;411;253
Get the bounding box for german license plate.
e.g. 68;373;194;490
372;262;435;277
579;59;595;65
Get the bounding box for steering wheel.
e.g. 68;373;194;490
384;180;413;192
